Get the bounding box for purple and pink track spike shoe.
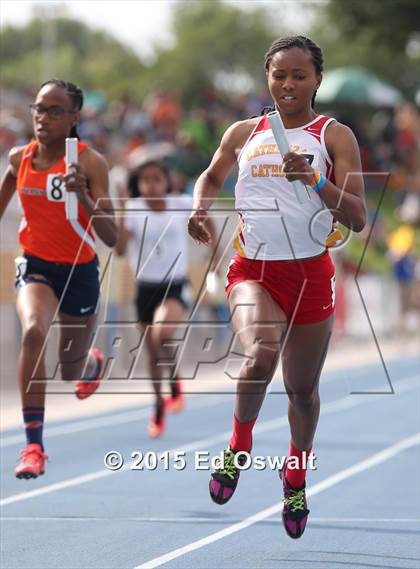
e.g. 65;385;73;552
279;464;310;539
209;448;246;505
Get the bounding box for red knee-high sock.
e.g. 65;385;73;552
285;440;311;489
229;414;257;452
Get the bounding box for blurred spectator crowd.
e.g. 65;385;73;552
0;85;274;197
1;84;419;334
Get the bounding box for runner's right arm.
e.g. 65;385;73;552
188;120;254;245
0;147;24;221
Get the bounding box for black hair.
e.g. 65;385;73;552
127;161;173;198
40;79;84;138
264;35;323;110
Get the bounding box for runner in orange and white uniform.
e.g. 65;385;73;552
17;138;96;265
188;36;367;539
0;79;117;479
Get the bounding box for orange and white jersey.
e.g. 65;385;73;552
16;140;96;264
234;114;335;260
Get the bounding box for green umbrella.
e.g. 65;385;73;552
317;67;403;106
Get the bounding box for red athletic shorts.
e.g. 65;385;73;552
225;251;335;325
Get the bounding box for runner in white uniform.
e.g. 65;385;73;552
124;193;192;286
116;160;192;438
188;35;366;539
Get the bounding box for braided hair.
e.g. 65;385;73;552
40;79;84;138
263;35;323;112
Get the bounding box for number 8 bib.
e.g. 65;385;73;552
46;174;65;202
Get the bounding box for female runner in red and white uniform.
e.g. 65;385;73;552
0;80;117;479
188;36;366;539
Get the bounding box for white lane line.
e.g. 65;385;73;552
1;516;419;523
0;470;115;507
0;394;228;447
1;374;417;508
134;432;420;569
0;372;334;443
1;359;416;444
1;409;150;447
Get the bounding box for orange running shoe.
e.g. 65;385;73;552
14;443;48;479
75;347;104;400
165;393;185;413
165;378;185;413
147;416;166;438
148;401;165;438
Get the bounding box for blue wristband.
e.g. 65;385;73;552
310;173;327;192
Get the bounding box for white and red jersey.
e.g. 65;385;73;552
234;114;335;260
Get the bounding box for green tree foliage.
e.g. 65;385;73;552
311;0;420;98
0;18;145;99
325;0;419;52
148;0;275;103
0;2;276;104
3;0;416;104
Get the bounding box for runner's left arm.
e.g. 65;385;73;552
281;122;367;232
62;149;117;247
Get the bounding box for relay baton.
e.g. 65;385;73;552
267;111;310;204
65;137;78;220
